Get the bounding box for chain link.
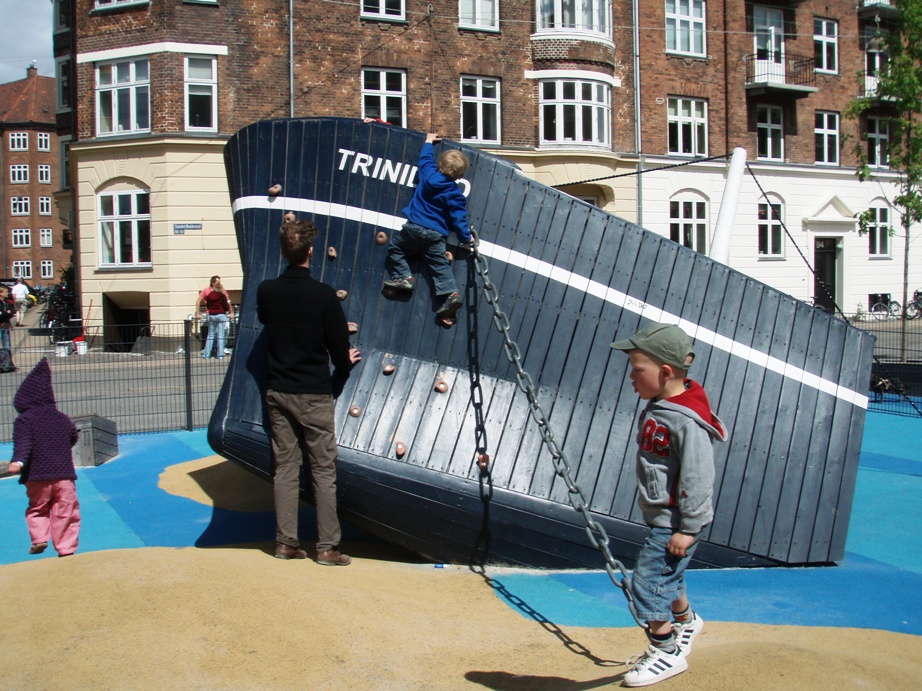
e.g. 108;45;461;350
467;230;647;630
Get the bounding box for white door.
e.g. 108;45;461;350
754;6;785;83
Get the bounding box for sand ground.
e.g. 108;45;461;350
1;457;920;690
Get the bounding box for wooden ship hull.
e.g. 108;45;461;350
209;117;875;569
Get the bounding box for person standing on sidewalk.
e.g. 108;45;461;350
257;219;361;565
11;278;29;327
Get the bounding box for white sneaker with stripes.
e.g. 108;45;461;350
622;644;688;687
674;612;704;657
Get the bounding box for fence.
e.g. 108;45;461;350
0;311;920;443
0;319;234;442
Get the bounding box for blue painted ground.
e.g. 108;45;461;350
1;411;919;636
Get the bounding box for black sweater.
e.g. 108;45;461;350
256;265;353;395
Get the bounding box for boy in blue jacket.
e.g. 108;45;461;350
384;133;472;323
611;322;728;687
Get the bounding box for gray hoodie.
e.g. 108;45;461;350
635;379;728;533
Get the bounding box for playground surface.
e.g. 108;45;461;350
0;410;919;689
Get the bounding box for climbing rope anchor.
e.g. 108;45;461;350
467;228;647;630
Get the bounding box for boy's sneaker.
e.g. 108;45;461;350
674;612;704;657
383;276;415;292
435;292;463;318
622;645;687;687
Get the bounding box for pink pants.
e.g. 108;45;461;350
25;479;80;556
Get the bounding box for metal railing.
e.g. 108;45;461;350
744;53;817;90
0;319;235;442
0;310;919;443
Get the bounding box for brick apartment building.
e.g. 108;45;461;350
52;0;915;325
0;65;72;287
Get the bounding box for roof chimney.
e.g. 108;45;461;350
27;61;37;78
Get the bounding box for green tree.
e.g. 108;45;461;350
846;3;922;360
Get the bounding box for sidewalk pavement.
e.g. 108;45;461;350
1;410;919;636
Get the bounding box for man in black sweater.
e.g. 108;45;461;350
257;219;361;564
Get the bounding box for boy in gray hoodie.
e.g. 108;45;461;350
611;322;727;687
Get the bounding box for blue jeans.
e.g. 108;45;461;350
0;327;10;351
203;314;228;358
385;222;458;296
630;526;703;622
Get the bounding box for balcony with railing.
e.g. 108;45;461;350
744;53;818;97
858;0;900;20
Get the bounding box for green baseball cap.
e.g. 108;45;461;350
611;322;695;369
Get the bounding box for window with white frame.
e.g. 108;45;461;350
460;0;498;30
96;58;151;135
361;68;406;128
669;196;708;253
10;165;29;184
667;97;707;156
54;0;69;30
665;0;706;56
539;79;610;146
868;116;889;168
758;200;784;257
814;18;838;73
12;228;31;248
41;260;54;280
38;164;51;184
185;56;217;131
11;197;29;215
461;76;501;143
361;0;405;20
9;132;28;151
95;0;149;7
39;197;52;215
12;261;32;279
40;228;53;247
757;105;783;161
814;111;839;165
37;132;50;151
537;0;611;37
56;58;72;111
868;205;889;256
98;189;152;267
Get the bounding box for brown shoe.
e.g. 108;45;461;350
29;542;48;555
275;542;308;560
316;549;352;566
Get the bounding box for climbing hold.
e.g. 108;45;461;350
349;405;362;417
445;250;453;262
477;453;490;471
383;364;396;375
284;211;296;222
395;442;407;458
347;322;359;334
336;290;348;301
382;287;397;299
439;317;456;328
268;184;282;196
376;231;388;245
434;379;449;393
327;246;337;259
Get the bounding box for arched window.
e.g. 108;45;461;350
758;195;784;258
98;185;151;267
669;192;709;254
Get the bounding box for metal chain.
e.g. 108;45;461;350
466;230;647;630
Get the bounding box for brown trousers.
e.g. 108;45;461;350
266;390;341;553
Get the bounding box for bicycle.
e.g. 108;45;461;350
905;289;922;320
870;298;902;321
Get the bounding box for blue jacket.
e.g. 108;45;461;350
13;358;79;484
401;143;471;242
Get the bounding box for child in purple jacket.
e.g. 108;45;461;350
8;358;81;556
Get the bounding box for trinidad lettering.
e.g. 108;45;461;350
337;147;471;197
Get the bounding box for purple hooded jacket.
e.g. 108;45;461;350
12;358;79;484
